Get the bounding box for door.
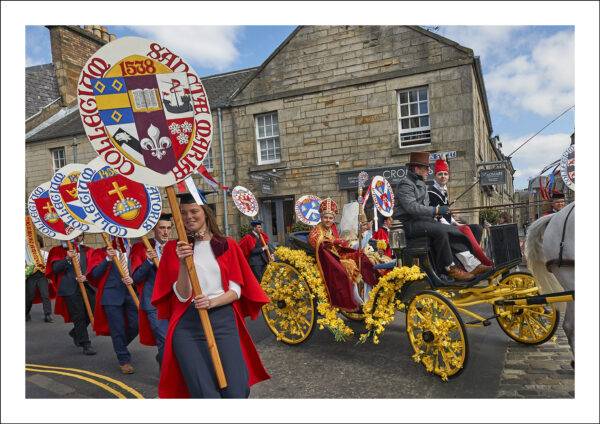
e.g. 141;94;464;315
259;196;295;245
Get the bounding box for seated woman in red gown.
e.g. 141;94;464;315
308;198;375;311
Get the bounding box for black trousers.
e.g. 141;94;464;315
405;220;470;271
63;285;96;347
172;303;249;398
25;271;52;316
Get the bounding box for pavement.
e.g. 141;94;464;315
25;301;574;399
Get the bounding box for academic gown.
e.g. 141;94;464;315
129;240;158;346
151;236;270;398
45;245;94;323
238;231;271;280
86;248;152;340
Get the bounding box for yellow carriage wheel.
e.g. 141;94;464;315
260;261;317;345
406;291;468;380
493;272;559;345
340;280;366;322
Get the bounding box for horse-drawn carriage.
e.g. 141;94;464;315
260;221;572;380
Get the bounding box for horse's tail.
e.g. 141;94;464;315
525;215;565;296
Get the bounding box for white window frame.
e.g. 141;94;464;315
255;112;281;165
397;86;431;148
203;145;214;171
51;147;66;173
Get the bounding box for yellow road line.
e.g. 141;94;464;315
26;367;126;399
26;363;144;399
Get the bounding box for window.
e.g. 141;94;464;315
51;147;66;172
397;86;431;147
255;112;281;164
203;145;214;170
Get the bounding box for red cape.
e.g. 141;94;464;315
238;231;270;258
372;227;393;258
129;240;158;346
44;245;92;323
151;236;270;398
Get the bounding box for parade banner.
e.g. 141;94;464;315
77;157;163;238
25;215;45;272
231;186;260;218
77;37;212;187
560;144;575;191
28;182;81;240
295;195;322;226
49;163;103;233
370;175;395;217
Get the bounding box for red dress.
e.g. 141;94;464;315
151;236;270;398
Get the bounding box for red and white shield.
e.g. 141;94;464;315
28;182;81;240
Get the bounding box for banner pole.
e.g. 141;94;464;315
66;240;95;325
100;233;140;309
165;185;228;389
141;236;160;268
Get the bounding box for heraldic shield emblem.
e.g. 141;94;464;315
28;182;82;240
231;186;259;218
77;37;212;187
49;163;103;233
370;175;395;217
77;157;163;238
295;195;322;226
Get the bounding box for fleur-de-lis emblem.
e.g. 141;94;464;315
140;124;171;160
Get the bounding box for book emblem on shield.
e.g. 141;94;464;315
108;181;142;220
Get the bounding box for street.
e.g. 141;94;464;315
25;302;574;399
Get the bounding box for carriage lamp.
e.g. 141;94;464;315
389;220;406;267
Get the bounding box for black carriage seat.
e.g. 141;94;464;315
287;231;315;256
402;233;495;289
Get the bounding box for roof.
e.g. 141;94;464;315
25;67;258;142
25;63;60;118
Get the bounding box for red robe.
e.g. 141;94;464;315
86;248;153;340
44;245;93;323
372;227;393;258
129;240;158;346
238;231;270;259
152;236;270;398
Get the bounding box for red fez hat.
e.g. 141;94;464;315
434;159;449;174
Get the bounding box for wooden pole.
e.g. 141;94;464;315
66;240;94;325
165;185;227;389
258;232;272;263
100;233;140;309
141;235;160;268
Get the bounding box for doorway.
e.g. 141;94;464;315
259;196;295;245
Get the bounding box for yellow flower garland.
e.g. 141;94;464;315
265;246;354;341
358;265;425;344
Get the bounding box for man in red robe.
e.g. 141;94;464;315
372;215;394;258
151;199;270;398
238;219;273;281
45;234;97;355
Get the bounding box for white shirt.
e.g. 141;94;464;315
173;239;241;302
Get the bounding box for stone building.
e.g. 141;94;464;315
26;25;514;246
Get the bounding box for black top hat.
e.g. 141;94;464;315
551;192;565;200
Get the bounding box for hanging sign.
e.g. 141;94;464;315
231;185;259;217
370;176;395;217
295;195;322;226
77;36;212;187
28;182;81;240
77;157;163;237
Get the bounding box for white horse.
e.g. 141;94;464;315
525;202;575;356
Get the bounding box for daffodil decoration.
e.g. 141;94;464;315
358;265;425;344
376;239;387;251
262;246;354;341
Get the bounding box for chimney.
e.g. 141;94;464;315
46;25;116;106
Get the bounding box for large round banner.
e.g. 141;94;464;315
370;175;395;217
231;186;259;217
28;182;81;240
77;37;212;187
48;163;103;233
77;157;163;237
295;195;322;226
560;144;574;191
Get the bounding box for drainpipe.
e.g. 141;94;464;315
217;108;229;236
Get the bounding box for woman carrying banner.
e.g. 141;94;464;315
151;193;270;398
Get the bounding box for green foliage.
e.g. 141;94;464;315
290;221;312;233
239;223;253;238
479;209;500;225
